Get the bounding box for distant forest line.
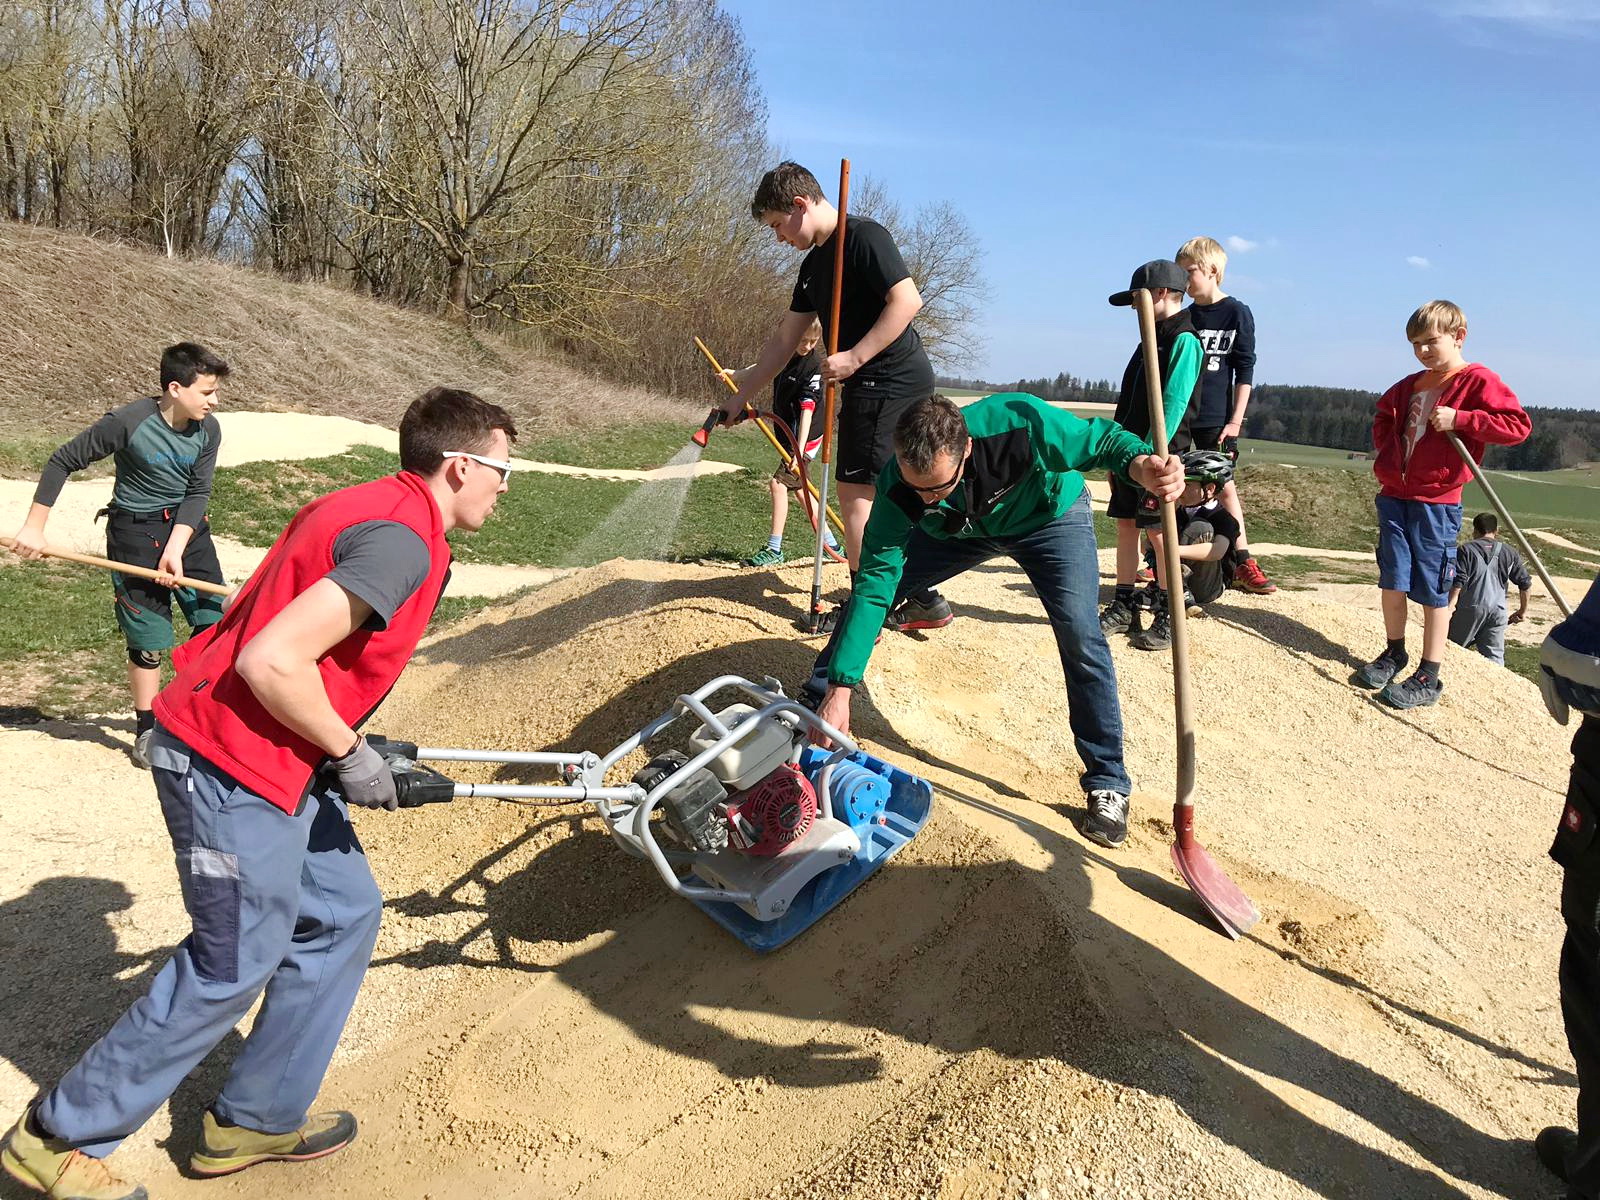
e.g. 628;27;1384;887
935;375;1600;472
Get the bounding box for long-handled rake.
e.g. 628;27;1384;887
692;334;846;547
1133;288;1261;940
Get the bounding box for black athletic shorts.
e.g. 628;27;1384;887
105;507;227;650
1189;425;1240;463
1106;474;1162;528
836;384;922;487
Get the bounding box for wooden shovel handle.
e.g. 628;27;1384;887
1133;289;1197;815
1;535;233;597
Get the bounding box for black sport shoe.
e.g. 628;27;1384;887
1535;1126;1576;1181
1379;669;1442;709
886;592;953;632
1100;596;1136;634
1353;651;1407;690
1082;790;1129;848
799;605;843;636
1131;602;1171;651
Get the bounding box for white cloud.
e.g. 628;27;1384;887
1226;236;1259;253
1407;255;1432;268
1424;0;1600;35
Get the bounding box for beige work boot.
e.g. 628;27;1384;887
0;1107;147;1199
189;1108;357;1177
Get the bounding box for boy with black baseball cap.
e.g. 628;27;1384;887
1099;260;1203;652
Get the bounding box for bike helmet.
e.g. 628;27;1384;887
1181;449;1234;485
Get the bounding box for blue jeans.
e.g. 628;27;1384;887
814;491;1130;795
38;729;383;1155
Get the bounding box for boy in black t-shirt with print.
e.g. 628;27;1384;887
719;161;948;635
1175;236;1275;596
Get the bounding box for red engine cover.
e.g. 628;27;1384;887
724;764;817;856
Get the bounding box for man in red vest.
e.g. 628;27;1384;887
2;388;517;1200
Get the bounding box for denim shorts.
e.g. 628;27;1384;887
1375;494;1462;607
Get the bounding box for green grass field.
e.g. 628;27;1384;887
6;420;1596;714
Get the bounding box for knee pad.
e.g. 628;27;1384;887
128;647;161;670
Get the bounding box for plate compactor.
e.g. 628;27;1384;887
368;676;933;952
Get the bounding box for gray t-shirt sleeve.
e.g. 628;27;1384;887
327;520;431;630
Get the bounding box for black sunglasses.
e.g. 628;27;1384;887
908;462;964;498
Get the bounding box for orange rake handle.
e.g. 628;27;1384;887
693;336;845;535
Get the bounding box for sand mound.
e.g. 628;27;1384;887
0;553;1578;1197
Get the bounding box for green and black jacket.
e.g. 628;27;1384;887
829;392;1152;687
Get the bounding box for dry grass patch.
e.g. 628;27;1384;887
0;223;700;442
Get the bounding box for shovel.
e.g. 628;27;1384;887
1444;430;1572;618
1;535;233;597
1133;289;1261;939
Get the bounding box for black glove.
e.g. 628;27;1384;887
330;736;399;811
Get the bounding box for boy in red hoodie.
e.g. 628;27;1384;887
1354;300;1531;708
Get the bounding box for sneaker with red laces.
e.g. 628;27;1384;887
1233;556;1277;594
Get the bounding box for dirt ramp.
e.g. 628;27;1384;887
258;555;1572;1197
355;813;1087;1198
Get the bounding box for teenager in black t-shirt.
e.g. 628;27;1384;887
719;161;947;635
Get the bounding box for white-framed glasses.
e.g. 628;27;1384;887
443;449;516;483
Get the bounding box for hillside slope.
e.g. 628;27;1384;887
0;222;694;442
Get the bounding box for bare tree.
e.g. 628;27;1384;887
845;174;988;371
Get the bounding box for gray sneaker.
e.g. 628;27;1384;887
131;728;153;771
1082;790;1129;848
1354;651;1406;690
1379;669;1442;710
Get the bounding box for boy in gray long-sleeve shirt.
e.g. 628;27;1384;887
8;342;231;764
1448;511;1532;664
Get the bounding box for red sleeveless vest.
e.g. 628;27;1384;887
155;472;452;813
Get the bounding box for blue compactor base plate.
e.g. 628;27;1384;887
686;747;934;952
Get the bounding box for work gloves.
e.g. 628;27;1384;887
330;736;399;810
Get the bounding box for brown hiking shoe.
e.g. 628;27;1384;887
1;1107;147;1199
189;1108;357;1177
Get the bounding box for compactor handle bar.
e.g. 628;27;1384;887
371;677;860;907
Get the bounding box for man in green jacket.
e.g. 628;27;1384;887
803;393;1182;849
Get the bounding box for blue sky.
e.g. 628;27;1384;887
724;0;1600;409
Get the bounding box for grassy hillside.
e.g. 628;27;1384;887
0;222;700;447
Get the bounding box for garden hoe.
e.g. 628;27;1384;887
1133;289;1261;939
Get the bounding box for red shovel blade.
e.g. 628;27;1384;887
1172;807;1261;940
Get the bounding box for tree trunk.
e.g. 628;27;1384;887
445;253;472;323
